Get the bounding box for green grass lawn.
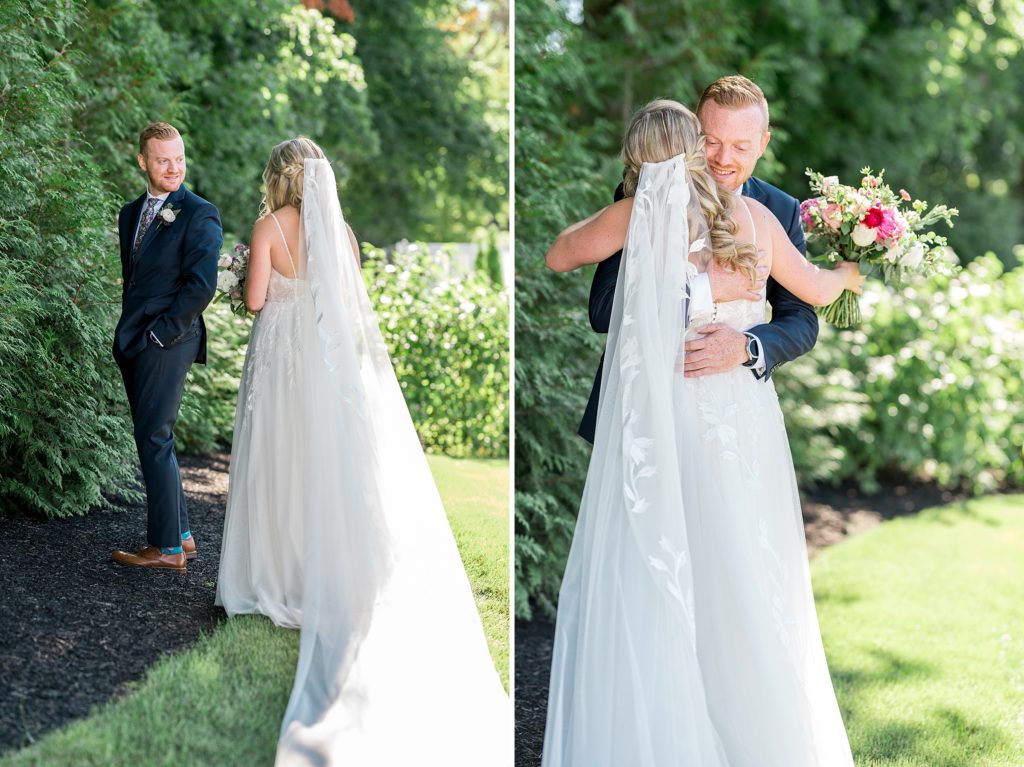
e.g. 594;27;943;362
1;454;509;767
815;493;1024;766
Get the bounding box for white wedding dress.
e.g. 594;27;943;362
216;159;509;766
542;155;854;766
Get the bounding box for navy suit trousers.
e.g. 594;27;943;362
115;327;200;548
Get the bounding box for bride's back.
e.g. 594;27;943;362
264;204;305;279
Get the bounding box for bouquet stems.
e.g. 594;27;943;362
819;289;861;328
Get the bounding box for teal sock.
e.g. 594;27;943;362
161;545;184;555
180;530;192;540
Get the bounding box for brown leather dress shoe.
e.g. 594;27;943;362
135;536;196;561
113;545;186;572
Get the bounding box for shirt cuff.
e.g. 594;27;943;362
744;331;766;375
689;272;712;315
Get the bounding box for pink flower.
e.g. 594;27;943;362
821;203;844;230
899;188;911;201
862;176;879;188
799;198;821;228
876;207;906;242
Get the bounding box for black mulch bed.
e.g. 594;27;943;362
0;453;231;755
513;480;970;767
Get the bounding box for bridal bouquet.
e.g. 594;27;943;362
216;242;251;316
800;168;958;327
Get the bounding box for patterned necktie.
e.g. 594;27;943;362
133;198;159;255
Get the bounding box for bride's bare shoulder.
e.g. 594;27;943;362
740;195;784;234
740;195;771;220
270;205;300;225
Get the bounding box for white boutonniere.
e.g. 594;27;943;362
158;204;179;226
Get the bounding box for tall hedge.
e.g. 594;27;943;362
0;2;139;517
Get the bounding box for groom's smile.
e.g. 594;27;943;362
138;134;187;195
698;100;771;193
709;165;739;186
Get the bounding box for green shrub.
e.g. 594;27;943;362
776;254;1024;493
0;2;140;518
362;243;510;458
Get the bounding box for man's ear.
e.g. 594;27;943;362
137;153;146;171
759;130;772;156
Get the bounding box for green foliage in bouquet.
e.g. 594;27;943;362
776;254;1024;493
0;3;141;518
361;243;510;459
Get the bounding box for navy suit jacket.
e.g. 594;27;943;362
113;185;222;364
577;176;819;444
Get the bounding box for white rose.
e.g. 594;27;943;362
848;192;869;218
851;223;877;247
821;175;839;192
159;207;177;223
900;243;926;270
884;245;901;263
217;271;239;291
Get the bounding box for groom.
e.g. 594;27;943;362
111;122;222;572
579;75;819;443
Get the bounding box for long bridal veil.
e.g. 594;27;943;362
542;154;729;766
276;159;509;765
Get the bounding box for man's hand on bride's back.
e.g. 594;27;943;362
708;257;768;303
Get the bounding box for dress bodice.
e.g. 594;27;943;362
265;269;311;304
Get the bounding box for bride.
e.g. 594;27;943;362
215;137;509;765
541;100;862;766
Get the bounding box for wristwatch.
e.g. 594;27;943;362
742;332;760;368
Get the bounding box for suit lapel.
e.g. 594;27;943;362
133;186;187;264
742;177;767;204
122;194;145;264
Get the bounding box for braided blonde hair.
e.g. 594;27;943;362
621;99;758;282
259;137;327;217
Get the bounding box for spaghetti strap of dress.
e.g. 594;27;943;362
738;196;757;242
269;211;299;278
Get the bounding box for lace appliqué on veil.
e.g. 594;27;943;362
618;233;695;630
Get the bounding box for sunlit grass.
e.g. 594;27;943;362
815;494;1024;766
